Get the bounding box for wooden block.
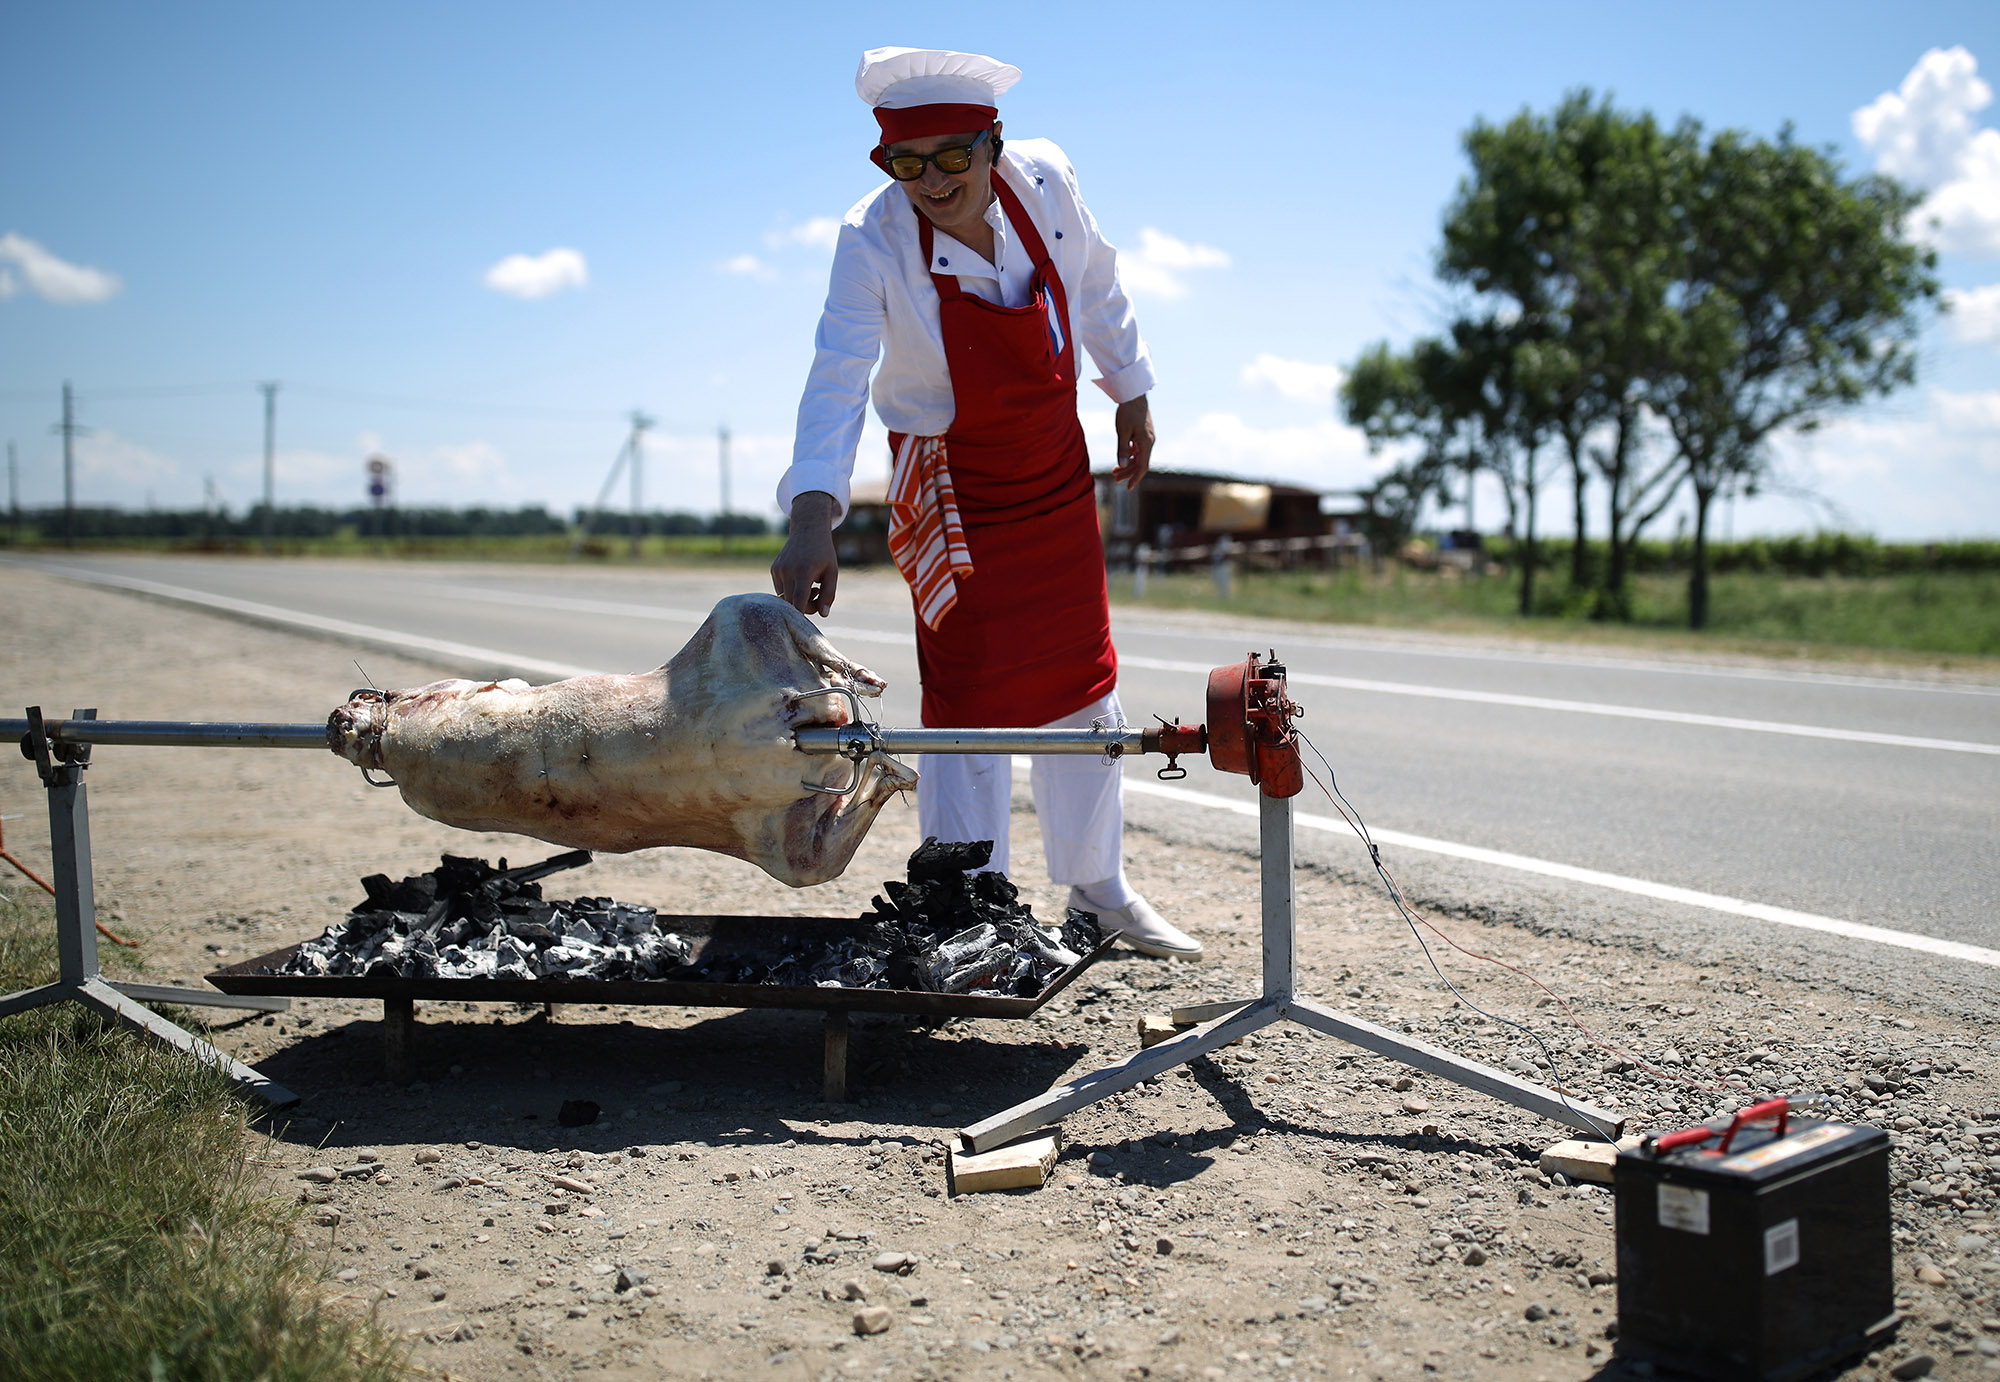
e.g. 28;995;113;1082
1138;1014;1179;1048
1539;1135;1642;1185
947;1131;1063;1195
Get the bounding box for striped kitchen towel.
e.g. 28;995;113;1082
886;432;973;630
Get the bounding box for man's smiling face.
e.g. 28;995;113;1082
886;122;1002;239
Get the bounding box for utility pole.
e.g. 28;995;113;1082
259;381;280;554
627;408;654;559
57;382;83;549
6;440;18;547
718;424;732;555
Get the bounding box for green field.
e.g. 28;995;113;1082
0;896;404;1382
1111;564;2000;664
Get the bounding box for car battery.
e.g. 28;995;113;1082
1614;1098;1897;1381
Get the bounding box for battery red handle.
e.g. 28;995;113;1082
1652;1126;1718;1155
1716;1097;1790;1154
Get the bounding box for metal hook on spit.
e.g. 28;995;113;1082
346;688;399;788
1090;711;1131;766
789;684;870;795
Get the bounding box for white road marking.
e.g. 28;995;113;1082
1112;773;2000;970
1120;655;2000;756
1115;616;2000;697
427;583;922;648
45;569;601;680
48;563;2000;969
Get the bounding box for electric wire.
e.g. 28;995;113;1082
1295;728;1735;1144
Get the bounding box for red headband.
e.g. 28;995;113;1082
873;102;997;144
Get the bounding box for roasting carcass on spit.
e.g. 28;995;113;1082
325;594;915;886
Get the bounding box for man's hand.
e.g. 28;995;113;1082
771;491;839;616
1112;394;1154;489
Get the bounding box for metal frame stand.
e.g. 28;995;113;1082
1;708;297;1107
958;790;1621;1153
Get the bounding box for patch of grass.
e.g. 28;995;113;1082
1113;565;2000;665
0;894;405;1382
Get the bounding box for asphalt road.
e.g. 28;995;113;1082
14;553;2000;1000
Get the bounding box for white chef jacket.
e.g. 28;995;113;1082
779;137;1155;523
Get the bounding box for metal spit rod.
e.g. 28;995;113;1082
793;724;1151;759
2;718;1163;759
0;718;327;749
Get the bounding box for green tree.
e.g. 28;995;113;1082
1439;92;1693;618
1339;342;1452;554
1651;127;1938;628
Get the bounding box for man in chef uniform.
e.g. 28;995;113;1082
771;46;1199;959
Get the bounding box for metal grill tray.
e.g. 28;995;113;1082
206;913;1115;1018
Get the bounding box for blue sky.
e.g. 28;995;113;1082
4;2;1998;539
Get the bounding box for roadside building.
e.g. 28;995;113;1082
833;470;1373;570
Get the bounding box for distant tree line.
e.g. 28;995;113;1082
3;504;769;542
1486;534;2000;579
572;509;771;537
1342;91;1941;628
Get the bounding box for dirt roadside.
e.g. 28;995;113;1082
2;565;1996;1382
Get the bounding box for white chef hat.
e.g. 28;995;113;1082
856;46;1021;143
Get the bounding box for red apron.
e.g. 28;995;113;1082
891;173;1117;729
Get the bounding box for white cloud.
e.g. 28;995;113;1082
75;431;177;489
1930;385;2000;440
765;217;842;252
1117;227;1229;300
718;253;778;282
1240;353;1345;404
1923;132;2000;254
1853;46;1990;185
0;268;14;299
1853;48;2000;256
1764;385;2000;535
1944;281;2000;344
482;247;588;299
636;428;793;513
0;232;123;304
432;440;510;487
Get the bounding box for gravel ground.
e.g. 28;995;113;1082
3;564;1998;1382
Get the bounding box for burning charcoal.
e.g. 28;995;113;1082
1010;923;1082;972
906;836;993;881
932;923;999;971
272;842;1097;997
1061;907;1102;955
385;873;439;913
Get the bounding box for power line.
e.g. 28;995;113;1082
284;383;621;421
718;424;732;555
1;381;629;422
260;381;280;553
628;409;655;558
50;382;92;550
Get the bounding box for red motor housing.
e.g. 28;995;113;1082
1205;654;1303;799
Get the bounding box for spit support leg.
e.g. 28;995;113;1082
383;996;416;1084
822;1008;850;1104
960;791;1621;1155
0;708;297;1108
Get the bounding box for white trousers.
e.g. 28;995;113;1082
915;689;1132;899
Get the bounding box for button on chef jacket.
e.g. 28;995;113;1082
780;138;1155;523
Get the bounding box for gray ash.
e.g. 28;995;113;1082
273;840;1101;997
276;850;689;982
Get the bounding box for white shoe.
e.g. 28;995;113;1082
1067;890;1203;959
